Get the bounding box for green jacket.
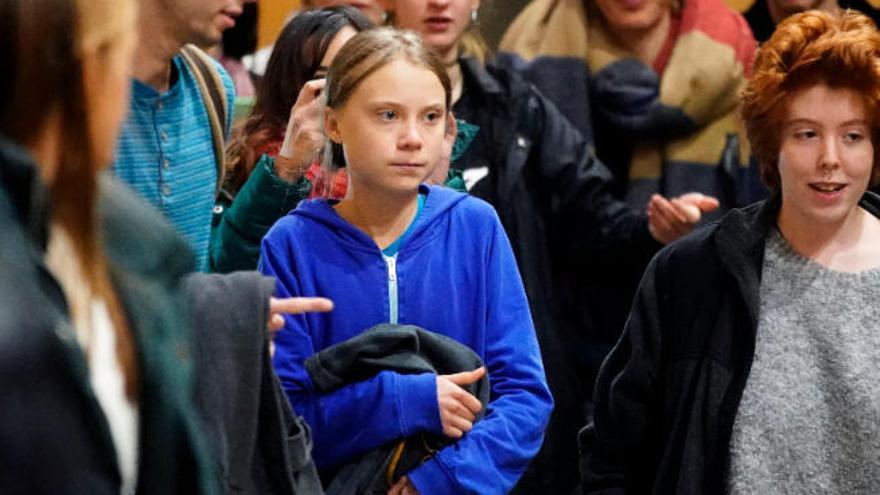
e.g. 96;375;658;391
210;155;310;273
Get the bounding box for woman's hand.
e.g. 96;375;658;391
267;296;333;357
277;79;327;182
388;476;419;495
647;192;720;244
436;366;485;439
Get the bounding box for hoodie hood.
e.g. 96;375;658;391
288;184;470;254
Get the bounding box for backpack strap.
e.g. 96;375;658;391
178;44;228;197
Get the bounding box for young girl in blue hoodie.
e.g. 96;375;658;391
259;28;553;495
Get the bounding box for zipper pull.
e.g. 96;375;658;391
386;256;397;281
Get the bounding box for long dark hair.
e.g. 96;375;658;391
226;6;373;192
0;0;139;400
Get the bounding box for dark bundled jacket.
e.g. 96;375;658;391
305;324;489;495
579;192;880;494
0;136;215;495
185;272;322;495
453;57;658;494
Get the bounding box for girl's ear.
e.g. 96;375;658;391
325;108;343;144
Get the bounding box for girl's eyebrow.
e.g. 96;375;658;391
786;117;870;127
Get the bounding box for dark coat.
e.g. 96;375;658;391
492;53;767;390
579;192;880;494
0;136;215;495
454;57;659;494
186;272;323;495
305;324;489;495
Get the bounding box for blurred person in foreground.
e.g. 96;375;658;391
0;0;331;493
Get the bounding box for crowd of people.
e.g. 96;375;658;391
1;0;879;494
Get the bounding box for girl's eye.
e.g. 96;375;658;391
379;110;397;121
843;131;865;143
424;111;441;123
794;129;817;140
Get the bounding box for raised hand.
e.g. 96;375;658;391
277;78;327;182
647;192;720;244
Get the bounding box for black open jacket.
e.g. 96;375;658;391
454;58;659;494
580;192;880;494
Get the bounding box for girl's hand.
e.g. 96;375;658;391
388;476;419;495
436;366;485;439
277;79;327;182
647;192;720;245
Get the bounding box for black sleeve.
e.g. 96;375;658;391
578;252;668;494
528;88;662;256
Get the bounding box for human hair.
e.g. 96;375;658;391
0;0;139;398
323;27;452;170
740;10;880;190
225;6;373;192
222;2;258;59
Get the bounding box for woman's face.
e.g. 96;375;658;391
385;0;480;59
325;58;447;197
314;25;360;79
777;84;875;231
312;0;385;24
592;0;671;37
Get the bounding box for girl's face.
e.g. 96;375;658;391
384;0;480;59
777;84;875;232
325;58;447;197
314;25;360;79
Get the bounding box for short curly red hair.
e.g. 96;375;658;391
740;10;880;190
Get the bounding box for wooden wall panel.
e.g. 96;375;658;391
258;0;301;49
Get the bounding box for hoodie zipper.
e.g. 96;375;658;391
383;255;398;324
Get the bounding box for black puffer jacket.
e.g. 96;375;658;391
453;58;659;494
305;324;489;495
580;192;880;494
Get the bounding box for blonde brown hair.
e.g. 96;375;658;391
0;0;140;399
740;10;880;189
323;27;452;168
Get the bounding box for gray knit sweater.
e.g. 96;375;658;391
728;229;880;494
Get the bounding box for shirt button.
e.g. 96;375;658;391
162;158;170;170
516;136;528;149
160;131;168;142
156;100;164;110
161;184;171;197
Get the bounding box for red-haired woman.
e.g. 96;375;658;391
581;10;880;494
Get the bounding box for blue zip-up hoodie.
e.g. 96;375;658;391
259;185;553;495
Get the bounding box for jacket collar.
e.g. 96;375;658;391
714;190;880;327
714;194;779;328
459;57;504;100
0;134;50;250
